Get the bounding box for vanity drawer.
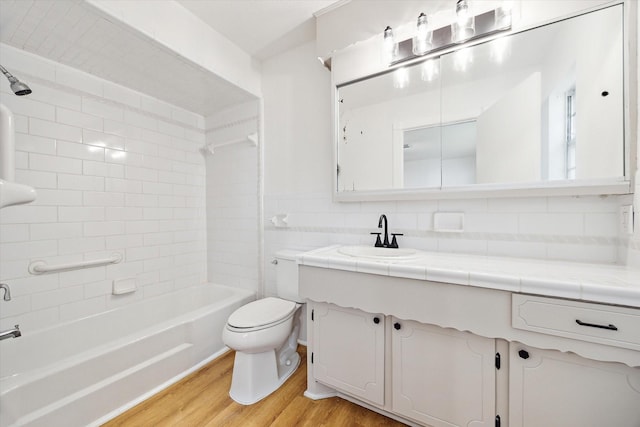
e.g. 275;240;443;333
512;294;640;351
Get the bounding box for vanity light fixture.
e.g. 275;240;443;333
452;0;475;43
412;13;433;56
382;1;512;67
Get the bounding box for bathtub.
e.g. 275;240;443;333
0;283;255;427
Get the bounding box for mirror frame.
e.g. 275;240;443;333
332;1;635;202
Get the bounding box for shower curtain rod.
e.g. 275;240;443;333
201;133;258;155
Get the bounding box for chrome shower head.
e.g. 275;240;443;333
0;64;32;96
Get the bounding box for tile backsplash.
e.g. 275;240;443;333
263;191;632;296
0;43;207;332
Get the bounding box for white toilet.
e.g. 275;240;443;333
222;249;303;405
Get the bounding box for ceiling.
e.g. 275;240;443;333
0;0;341;117
177;0;340;61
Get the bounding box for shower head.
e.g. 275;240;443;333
0;64;32;96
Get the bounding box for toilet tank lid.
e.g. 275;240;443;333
275;249;302;261
228;297;297;329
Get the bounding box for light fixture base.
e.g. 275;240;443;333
389;8;511;67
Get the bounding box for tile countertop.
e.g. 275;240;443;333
297;245;640;309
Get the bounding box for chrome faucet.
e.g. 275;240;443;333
371;214;403;248
0;284;10;301
0;325;21;341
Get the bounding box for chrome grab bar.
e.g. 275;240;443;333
28;253;123;274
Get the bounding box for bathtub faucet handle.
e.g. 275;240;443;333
0;284;10;301
0;324;20;341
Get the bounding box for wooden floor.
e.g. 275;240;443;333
103;346;406;427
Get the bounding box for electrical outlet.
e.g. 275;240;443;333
620;205;634;235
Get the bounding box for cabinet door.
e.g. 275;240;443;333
311;303;385;406
509;343;640;427
391;319;496;427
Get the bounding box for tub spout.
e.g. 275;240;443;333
0;324;21;341
0;283;11;301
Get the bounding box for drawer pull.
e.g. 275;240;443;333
575;319;618;331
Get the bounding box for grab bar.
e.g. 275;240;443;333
29;253;123;274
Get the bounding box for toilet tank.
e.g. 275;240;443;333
275;249;302;302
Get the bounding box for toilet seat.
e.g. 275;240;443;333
227;297;297;332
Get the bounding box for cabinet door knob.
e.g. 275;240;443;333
394;322;401;330
518;349;530;360
373;317;380;324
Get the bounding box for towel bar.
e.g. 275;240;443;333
28;253;123;274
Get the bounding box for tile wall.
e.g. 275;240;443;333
0;44;208;332
205;101;260;293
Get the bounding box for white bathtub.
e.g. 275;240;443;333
0;283;254;427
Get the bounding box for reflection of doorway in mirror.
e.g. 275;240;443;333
402;125;441;188
402;121;476;189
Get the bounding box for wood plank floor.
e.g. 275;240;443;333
102;345;407;426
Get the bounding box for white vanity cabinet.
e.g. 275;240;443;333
311;303;385;406
309;301;497;427
391;319;496;427
299;259;640;427
509;343;640;427
510;294;640;427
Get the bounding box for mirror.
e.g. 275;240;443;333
336;5;624;195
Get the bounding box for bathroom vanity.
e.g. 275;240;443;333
298;246;640;427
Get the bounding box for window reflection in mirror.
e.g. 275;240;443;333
336;4;624;194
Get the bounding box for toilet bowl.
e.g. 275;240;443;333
222;250;303;405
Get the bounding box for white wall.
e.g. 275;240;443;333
0;44;207;332
476;72;541;184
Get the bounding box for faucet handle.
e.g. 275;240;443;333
370;232;383;247
390;233;403;249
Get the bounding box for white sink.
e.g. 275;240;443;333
337;245;420;260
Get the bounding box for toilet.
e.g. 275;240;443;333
222;249;303;405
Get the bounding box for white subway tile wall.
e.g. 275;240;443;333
204;102;259;293
263;192;630;296
0;44;207;332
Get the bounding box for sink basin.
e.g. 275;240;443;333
337;245;420;260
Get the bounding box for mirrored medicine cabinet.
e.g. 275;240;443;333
335;4;629;200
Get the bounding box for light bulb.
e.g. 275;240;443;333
412;13;433;56
452;0;475;44
393;67;409;89
453;48;472;72
490;36;510;64
421;59;439;82
382;26;398;64
495;1;512;29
